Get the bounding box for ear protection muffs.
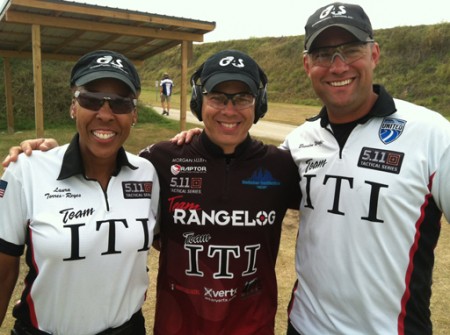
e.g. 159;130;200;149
190;63;268;123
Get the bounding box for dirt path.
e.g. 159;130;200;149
153;106;297;142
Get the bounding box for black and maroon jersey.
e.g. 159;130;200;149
140;132;300;335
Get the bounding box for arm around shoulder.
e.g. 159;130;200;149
2;138;59;168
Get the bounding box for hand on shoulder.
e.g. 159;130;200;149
2;138;59;168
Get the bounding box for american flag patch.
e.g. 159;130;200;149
0;179;7;198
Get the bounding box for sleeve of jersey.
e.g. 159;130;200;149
0;165;28;256
286;156;301;210
278;125;302;151
150;164;161;236
275;130;302;208
432;143;450;222
138;145;162;237
138;144;153;161
279;138;289;151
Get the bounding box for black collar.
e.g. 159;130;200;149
200;131;253;158
57;133;137;180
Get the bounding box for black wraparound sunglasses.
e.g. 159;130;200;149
74;90;137;114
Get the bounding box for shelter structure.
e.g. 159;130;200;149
0;0;215;136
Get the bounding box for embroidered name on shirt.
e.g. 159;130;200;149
358;147;404;174
44;187;81;199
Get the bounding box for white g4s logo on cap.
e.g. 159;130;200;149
320;4;346;19
96;55;124;69
219;56;245;68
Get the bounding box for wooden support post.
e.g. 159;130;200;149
180;41;189;131
3;58;14;134
32;24;44;138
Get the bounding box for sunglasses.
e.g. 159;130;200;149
305;41;374;67
74;90;137;114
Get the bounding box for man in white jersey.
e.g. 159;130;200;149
0;50;160;334
283;3;450;335
160;72;174;116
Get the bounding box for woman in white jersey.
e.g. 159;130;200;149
0;50;159;335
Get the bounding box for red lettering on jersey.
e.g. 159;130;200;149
168;195;201;212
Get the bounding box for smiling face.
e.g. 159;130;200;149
304;27;380;124
202;80;255;154
72;78;137;166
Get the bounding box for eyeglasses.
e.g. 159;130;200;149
203;92;255;110
305;41;374;68
74;90;137;114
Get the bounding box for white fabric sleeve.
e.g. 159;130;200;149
432;144;450;222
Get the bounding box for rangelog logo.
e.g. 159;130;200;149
173;209;276;226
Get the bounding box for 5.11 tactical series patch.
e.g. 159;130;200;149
357;147;404;174
122;181;153;199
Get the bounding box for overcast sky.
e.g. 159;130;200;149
71;0;448;43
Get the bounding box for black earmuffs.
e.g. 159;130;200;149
189;63;268;123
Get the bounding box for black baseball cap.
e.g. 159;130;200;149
200;50;261;95
304;2;373;51
70;50;141;94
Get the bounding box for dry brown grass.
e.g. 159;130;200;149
263;103;320;125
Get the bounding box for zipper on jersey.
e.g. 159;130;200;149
223;157;232;200
84;176;111;210
102;188;110;211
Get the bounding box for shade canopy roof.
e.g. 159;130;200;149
0;0;215;62
0;0;215;135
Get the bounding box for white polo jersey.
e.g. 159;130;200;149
282;86;450;335
0;135;160;335
160;78;174;96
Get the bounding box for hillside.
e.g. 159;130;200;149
141;23;450;115
0;23;449;130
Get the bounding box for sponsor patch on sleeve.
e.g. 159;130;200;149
122;181;153;199
358;147;404;174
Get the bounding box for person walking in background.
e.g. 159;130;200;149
160;72;173;115
283;3;450;334
0;50;160;334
